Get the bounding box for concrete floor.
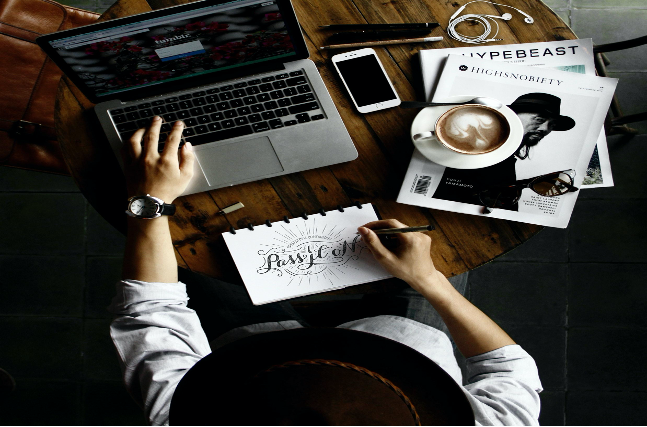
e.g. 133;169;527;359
0;0;646;424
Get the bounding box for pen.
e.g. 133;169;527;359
320;23;440;30
357;225;435;235
320;36;443;50
327;29;432;44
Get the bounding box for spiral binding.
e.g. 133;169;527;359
229;202;366;234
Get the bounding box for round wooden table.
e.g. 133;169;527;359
56;0;572;288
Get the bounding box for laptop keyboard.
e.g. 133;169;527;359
108;70;324;150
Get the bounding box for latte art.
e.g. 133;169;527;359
436;106;510;154
445;109;500;148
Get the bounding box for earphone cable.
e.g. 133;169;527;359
447;0;533;44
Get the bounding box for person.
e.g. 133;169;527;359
431;92;576;210
109;116;542;425
509;92;576;161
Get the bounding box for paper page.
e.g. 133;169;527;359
418;38;613;188
223;204;392;305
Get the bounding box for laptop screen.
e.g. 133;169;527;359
44;0;303;101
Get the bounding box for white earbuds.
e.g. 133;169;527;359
486;13;512;20
447;0;534;44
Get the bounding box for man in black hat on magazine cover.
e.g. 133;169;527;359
432;92;576;211
110;116;542;425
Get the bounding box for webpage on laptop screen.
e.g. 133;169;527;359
48;0;296;97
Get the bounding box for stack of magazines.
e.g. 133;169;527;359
397;39;617;228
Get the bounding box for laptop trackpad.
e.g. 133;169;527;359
196;136;284;187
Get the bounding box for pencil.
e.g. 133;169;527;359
357;225;435;235
320;36;443;50
320;23;439;30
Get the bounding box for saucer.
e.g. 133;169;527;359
410;95;523;169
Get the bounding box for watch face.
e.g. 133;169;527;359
130;197;159;218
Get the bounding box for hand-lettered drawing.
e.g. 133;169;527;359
222;204;392;305
256;218;368;286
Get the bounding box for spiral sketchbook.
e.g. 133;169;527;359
223;203;392;305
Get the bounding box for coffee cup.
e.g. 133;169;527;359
413;104;510;155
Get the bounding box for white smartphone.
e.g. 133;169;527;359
331;48;401;113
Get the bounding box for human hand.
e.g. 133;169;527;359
123;116;195;203
358;219;443;292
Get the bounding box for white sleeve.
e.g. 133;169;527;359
463;345;543;426
108;280;211;426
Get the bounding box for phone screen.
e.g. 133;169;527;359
336;54;398;107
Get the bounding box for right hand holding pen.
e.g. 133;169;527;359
361;220;518;358
358;219;442;291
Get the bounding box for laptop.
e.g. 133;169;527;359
37;0;357;196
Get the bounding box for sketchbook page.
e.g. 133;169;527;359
222;204;392;305
418;39;612;188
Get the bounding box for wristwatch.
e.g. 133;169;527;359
125;194;176;219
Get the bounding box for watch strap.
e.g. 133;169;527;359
159;203;176;216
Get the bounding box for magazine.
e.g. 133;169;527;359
397;55;617;228
418;39;613;188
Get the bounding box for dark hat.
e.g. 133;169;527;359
508;93;575;131
170;328;475;426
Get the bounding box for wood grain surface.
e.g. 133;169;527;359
55;0;574;287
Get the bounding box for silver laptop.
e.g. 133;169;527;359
37;0;357;196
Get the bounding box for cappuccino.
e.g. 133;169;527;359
435;105;510;154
